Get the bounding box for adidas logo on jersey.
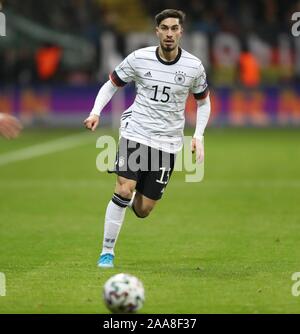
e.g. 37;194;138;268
144;71;152;77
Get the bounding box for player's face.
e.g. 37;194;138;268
156;17;183;52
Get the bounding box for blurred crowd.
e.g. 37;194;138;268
146;0;298;38
2;0;103;35
0;0;300;85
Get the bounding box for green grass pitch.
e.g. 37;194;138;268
0;127;299;313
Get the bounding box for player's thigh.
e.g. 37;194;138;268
134;191;157;212
114;176;136;199
136;150;175;201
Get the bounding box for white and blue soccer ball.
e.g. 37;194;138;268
103;273;145;313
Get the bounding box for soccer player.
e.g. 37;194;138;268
0;113;22;139
84;9;211;268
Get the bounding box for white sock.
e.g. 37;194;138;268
128;191;136;209
101;199;128;256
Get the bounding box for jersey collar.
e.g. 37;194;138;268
155;47;182;65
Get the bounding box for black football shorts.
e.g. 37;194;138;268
109;137;175;200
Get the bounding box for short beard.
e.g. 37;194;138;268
160;43;176;52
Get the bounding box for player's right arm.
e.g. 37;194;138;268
84;80;119;131
84;52;136;131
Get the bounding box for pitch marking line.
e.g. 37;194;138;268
0;132;94;167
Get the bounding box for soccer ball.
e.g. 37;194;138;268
103;273;145;313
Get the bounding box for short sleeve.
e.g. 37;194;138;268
191;63;209;100
109;52;136;87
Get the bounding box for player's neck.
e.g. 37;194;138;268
158;46;179;62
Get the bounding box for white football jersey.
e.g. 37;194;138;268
110;46;208;153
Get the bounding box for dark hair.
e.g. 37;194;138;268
155;9;186;26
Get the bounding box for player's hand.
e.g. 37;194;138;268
84;114;100;131
0;113;23;139
191;137;204;164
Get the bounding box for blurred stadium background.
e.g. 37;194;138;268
1;0;300;127
1;0;300;314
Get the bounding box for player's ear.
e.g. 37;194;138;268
155;26;159;37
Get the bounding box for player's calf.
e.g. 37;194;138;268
131;192;156;218
131;205;153;218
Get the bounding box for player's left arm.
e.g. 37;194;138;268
191;93;211;164
190;63;211;164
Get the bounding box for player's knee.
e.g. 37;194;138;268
115;177;136;200
134;205;154;218
116;185;134;199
